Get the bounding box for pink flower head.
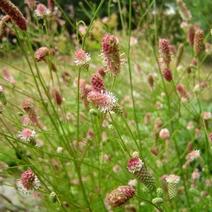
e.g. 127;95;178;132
186;150;200;162
165;175;180;184
2;68;16;84
35;3;50;17
127;156;144;174
176;84;189;100
159;128;170;140
34;47;53;62
105;185;135;209
87;90;116;113
17;169;40;194
74;49;91;66
102;34;121;75
18;128;36;142
202;112;212;120
21;115;31;126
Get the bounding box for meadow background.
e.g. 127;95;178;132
0;0;211;211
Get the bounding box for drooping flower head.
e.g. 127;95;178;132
74;49;91;67
104;185;135;209
87;90;117;113
18;128;36;142
17;169;40;194
102;34;121;75
35;3;51;17
0;0;27;30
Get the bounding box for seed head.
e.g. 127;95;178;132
0;0;27;30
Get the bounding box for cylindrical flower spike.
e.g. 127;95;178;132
176;0;192;21
187;25;197;47
193;29;204;56
91;73;105;92
163;68;172;82
17;169;40;194
104;185;135;209
102;34;121;75
0;0;27;30
165;175;180;199
127;153;156;191
159;39;171;67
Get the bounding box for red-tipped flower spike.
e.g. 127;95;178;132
163;68;172;82
87;90;116;113
91;73;105;92
0;0;27;30
17;169;40;194
187;25;197;47
102;34;121;75
159;39;171;67
193;29;204;56
127;153;156;191
104;185;135;209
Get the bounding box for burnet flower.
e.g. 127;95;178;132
87;90;117;113
101;34;121;75
0;0;27;30
17;169;40;195
159;39;171;68
18;128;36;145
74;49;91;67
183;150;200;169
104;185;135;210
35;3;51;17
164;175;180;199
91;73;105;92
193;29;204;56
127;152;156;191
34;47;54;62
2;68;16;84
159;128;170;140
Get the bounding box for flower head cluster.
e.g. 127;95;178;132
35;4;51;17
104;185;135;209
18;128;36;142
17;169;40;194
102;34;121;75
87;90;116;113
0;0;27;30
74;49;91;67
